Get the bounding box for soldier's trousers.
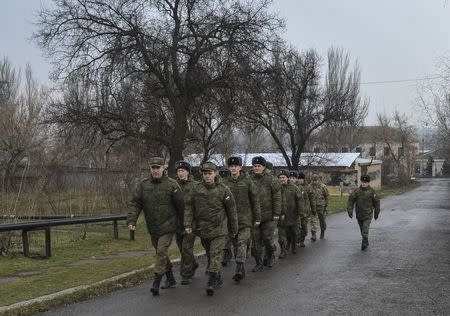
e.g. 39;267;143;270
298;215;309;241
251;220;277;259
223;236;232;251
176;232;198;278
357;218;372;238
150;233;174;275
309;214;319;232
317;206;327;231
278;224;297;246
201;236;226;274
232;227;251;263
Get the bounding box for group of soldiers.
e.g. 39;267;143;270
127;155;381;297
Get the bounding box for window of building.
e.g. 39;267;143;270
341;147;349;153
327;147;336;153
384;147;390;157
355;147;362;153
313;147;320;153
369;147;376;156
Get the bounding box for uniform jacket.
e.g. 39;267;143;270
184;178;238;239
222;174;261;230
279;183;302;226
312;182;329;208
176;175;197;226
127;173;184;238
250;169;282;222
347;186;381;220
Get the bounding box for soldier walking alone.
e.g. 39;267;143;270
184;162;238;296
347;175;381;251
127;157;185;296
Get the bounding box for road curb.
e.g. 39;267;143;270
0;252;206;316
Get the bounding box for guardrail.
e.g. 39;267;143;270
0;215;134;258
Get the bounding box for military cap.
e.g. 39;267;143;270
278;169;290;178
219;169;231;178
266;161;274;170
227;156;242;166
200;161;217;172
361;175;371;182
149;157;165;166
289;170;299;178
175;160;191;173
298;172;306;179
252;156;266;166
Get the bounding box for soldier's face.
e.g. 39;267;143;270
289;176;298;184
298;179;305;185
253;164;265;174
228;165;241;177
177;168;189;180
202;170;216;183
361;181;370;188
150;165;164;178
278;175;288;184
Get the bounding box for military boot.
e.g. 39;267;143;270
267;250;275;268
278;241;287;259
206;272;222;296
361;237;369;251
311;230;317;242
221;249;232;267
299;236;306;248
160;270;176;289
320;230;325;239
150;273;163;296
252;256;264;272
233;262;245;282
291;241;297;254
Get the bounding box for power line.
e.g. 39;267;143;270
360;76;447;85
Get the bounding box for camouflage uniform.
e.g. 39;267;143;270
184;174;238;277
347;184;381;249
311;179;329;238
297;182;316;244
278;182;302;256
222;174;261;265
127;173;184;276
250;168;282;268
175;174;199;281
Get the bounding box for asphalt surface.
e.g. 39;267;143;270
42;179;450;316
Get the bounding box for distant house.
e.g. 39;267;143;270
415;149;447;177
186;152;382;191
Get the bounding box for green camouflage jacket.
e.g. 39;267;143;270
127;173;184;238
299;183;316;216
176;175;197;226
222;174;261;230
279;183;302;226
312;182;329;208
250;169;282;222
347;186;381;220
184;179;238;239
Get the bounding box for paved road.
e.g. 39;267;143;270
42;179;450;316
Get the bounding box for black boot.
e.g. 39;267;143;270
221;249;232;267
291;241;297;254
150;273;163;296
160;270;176;289
233;262;246;282
361;237;369;251
311;230;317;242
320;230;325;239
299;235;306;248
206;272;222;296
252;256;264;272
267;250;275;268
278;241;287;259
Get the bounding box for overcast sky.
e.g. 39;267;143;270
1;0;449;126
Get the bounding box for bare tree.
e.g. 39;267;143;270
242;46;367;168
376;111;417;184
35;0;282;173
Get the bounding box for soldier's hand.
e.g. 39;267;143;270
185;227;192;234
280;215;285;221
273;215;280;221
128;224;136;231
374;213;379;220
347;212;353;219
254;221;261;227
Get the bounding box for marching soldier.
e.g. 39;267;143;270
277;170;302;258
127;157;184;296
347;175;381;251
222;156;261;282
295;172;316;247
174;161;199;285
184;162;238;296
250;156;282;271
311;174;329;240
